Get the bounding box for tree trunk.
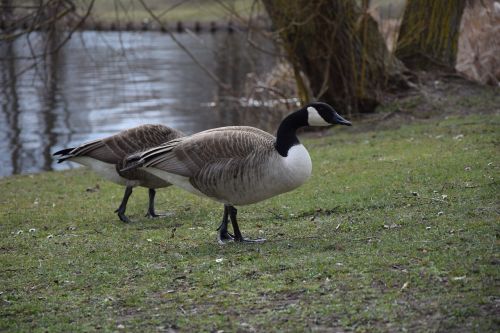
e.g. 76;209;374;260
1;0;13;29
395;0;467;70
262;0;406;114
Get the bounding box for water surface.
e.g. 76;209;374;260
0;31;277;177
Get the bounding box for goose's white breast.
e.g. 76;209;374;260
281;144;312;188
238;144;311;205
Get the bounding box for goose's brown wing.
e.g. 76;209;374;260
136;126;275;184
54;124;184;164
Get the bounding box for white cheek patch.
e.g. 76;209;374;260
307;106;330;126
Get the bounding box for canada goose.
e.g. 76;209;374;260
122;102;351;243
53;124;184;223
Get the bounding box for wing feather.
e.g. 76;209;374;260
135;126;275;182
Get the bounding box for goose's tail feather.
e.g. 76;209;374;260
121;139;181;172
121;156;145;172
53;147;76;163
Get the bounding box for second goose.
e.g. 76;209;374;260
53;124;184;223
122;102;351;243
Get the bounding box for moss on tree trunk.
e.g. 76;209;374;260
263;0;406;114
395;0;466;70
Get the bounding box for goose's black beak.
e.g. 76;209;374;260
333;113;352;126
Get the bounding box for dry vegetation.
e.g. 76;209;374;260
456;0;500;85
372;0;500;86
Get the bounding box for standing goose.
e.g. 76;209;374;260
122;102;351;243
53;124;184;223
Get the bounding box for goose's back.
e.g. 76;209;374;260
103;124;183;162
146;126;275;176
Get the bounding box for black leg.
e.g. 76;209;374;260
227;205;266;243
227;205;243;240
217;205;234;244
145;188;174;218
145;188;160;218
115;186;133;223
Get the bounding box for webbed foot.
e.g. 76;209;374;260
217;230;235;245
145;211;174;219
115;209;131;223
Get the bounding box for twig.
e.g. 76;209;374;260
0;0;95;61
419;196;449;204
407;195;450;204
0;0;75;42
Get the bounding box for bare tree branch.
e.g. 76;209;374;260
0;0;95;59
138;0;230;91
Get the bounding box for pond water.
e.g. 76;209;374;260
0;31;279;177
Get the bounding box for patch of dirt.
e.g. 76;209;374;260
351;71;500;131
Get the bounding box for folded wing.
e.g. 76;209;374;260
129;126;275;180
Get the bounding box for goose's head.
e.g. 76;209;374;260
305;102;352;127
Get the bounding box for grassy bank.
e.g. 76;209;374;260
89;0;260;24
87;0;404;24
0;111;498;332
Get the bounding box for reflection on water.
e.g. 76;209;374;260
0;31;277;177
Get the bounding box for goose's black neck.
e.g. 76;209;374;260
274;109;307;157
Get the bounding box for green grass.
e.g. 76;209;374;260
88;0;261;24
0;113;498;332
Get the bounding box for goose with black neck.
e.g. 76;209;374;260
122;102;352;243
